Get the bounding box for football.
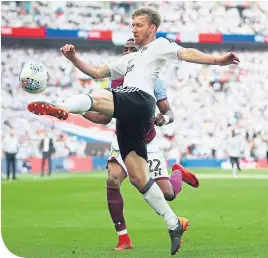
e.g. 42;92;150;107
19;62;49;94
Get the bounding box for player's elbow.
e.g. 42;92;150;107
91;70;101;79
96;113;112;125
95;66;109;79
101;117;112;125
177;48;195;62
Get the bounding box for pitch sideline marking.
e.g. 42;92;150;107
2;172;268;183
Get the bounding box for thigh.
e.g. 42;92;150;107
147;151;169;180
11;154;16;162
90;89;114;117
116;119;152;162
124;151;150;189
6;154;10;162
113;90;156;162
6;155;11;169
7;154;13;165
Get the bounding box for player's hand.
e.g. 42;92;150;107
217;52;240;66
154;113;166;127
60;44;76;61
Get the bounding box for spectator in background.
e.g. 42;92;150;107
39;132;55;176
2;131;19;180
227;129;244;177
1;46;268;162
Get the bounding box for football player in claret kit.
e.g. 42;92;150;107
28;7;239;255
82;38;199;250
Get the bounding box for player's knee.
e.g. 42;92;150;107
163;192;176;201
129;175;144;189
106;174;121;188
155;179;176;201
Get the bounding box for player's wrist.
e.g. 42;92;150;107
70;55;79;64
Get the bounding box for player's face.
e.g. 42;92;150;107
123;41;139;55
132;15;156;46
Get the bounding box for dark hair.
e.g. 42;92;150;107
127;38;134;42
132;8;161;29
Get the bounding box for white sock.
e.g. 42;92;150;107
117;229;128;236
143;182;178;230
59;94;93;114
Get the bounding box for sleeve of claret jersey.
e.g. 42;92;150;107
157;37;183;63
154;80;167;102
106;53;133;80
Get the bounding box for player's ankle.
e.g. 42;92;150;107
118;232;130;243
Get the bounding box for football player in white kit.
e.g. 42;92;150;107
28;7;240;255
77;39;199;251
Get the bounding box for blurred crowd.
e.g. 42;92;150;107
1;46;268;162
159;52;268;160
1;1;268;34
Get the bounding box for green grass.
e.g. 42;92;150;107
2;169;268;258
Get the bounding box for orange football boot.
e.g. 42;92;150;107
28;101;68;120
172;163;200;188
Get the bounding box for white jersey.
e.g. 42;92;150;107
227;134;244;158
107;37;182;98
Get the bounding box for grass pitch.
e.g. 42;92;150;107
2;169;268;258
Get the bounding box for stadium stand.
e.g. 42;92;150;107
1;1;268;173
1;1;268;33
1;46;268;162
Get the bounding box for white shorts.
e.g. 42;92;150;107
107;137;169;180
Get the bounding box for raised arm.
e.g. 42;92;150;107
60;44;111;79
178;48;240;66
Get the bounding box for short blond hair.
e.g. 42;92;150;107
132;7;162;30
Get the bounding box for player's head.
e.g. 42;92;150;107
123;38;139;55
132;8;161;46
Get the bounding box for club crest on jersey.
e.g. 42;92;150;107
125;64;134;76
111;150;119;158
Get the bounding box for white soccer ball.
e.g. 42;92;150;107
19;62;49;94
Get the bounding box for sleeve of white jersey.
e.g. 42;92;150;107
106;54;132;80
157;37;183;63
